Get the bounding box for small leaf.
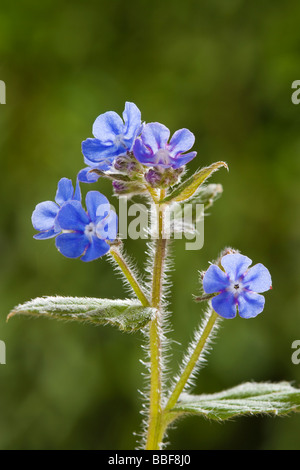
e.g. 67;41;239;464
171;382;300;420
187;183;223;209
90;169;131;182
166;184;223;237
7;296;156;332
160;161;228;204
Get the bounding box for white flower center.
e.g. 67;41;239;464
84;222;96;241
227;280;244;296
155;149;171;165
114;133;126;148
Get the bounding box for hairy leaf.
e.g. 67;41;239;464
160;161;228;204
187;183;223;209
171;382;300;420
7;296;156;332
166;184;223;237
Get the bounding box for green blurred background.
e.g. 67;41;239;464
1;0;300;450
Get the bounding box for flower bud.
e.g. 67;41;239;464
144;169;162;188
114;156;130;172
144;167;184;189
112;180;146;196
114;153;143;179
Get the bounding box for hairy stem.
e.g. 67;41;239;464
109;246;150;307
164;309;219;412
145;190;167;450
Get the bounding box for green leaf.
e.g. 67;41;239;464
167;184;223;237
187;183;223;209
171;382;300;420
7;296;156;332
160;161;228;204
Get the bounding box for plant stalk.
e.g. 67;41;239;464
165;309;219;412
145;189;167;450
109;246;150;307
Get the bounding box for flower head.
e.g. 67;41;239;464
133;122;197;170
202;253;272;319
32;177;81;239
79;102;142;182
55;191;118;262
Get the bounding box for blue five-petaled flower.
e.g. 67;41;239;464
202;253;272;319
79;101;142;182
55;191;118;262
133;122;197;169
32;177;81;239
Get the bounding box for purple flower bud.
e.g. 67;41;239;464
112;180;146;196
112;181;128;194
114;156;130;172
145;167;183;188
144;168;162;188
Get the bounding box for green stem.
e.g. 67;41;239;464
109;246;150;307
145;190;167;450
164;309;219;412
152;309;219;443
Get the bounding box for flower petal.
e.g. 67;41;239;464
55;232;89;259
77;167;102;183
56;201;90;231
85;191;110;221
237;291;265;319
168;128;195;156
122;102;142;145
133;138;154;165
81;237;110;262
96;210;118;241
92;111;123;143
55;178;74;206
32;201;59;231
73;178;82;202
211;291;237;319
169;151;197;169
242;263;272;293
82;138;115;165
221;253;252;282
33;228;59;240
203;265;230;294
141;122;170;154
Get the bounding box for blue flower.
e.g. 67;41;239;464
133;122;197;170
32;178;81;239
55;191;118;262
202;253;272;319
79;102;142;182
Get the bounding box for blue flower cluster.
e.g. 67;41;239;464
32;179;118;261
32;101;272;322
32;101;198;261
78;101;197;187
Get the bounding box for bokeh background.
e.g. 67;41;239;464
0;0;300;450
